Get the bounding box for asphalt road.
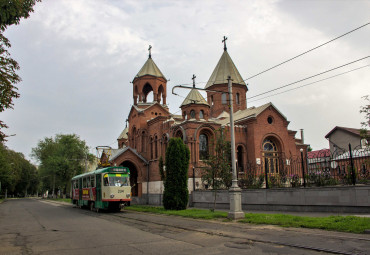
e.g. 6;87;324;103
0;199;369;255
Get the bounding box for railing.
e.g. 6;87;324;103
198;144;369;189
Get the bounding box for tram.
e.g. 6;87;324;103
71;166;131;212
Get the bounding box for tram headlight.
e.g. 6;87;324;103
126;193;130;198
110;194;115;198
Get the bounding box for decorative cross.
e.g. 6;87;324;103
222;36;228;51
192;74;196;88
148;45;152;58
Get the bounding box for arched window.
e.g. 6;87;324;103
150;137;153;159
162;134;168;156
236;93;240;105
154;135;158;159
199;133;209;160
175;130;183;140
143;83;153;103
132;127;136;149
222;93;227;104
262;138;280;174
157;85;164;103
199;110;204;119
141;131;146;152
190;110;195;119
210;95;214;106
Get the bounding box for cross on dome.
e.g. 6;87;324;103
148;45;152;58
222;36;228;51
192;74;196;88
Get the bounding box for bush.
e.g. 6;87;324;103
163;138;190;210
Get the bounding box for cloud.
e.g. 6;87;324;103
2;0;369;159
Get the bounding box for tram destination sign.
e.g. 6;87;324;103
111;167;129;174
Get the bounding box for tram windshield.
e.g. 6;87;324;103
103;173;130;187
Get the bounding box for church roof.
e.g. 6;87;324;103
180;88;209;107
205;50;246;89
216;102;285;125
135;57;166;80
118;127;128;140
109;147;148;164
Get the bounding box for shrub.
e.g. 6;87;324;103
163;138;190;210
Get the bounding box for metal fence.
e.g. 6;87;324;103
198;144;369;189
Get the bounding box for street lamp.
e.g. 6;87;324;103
227;76;244;220
300;148;306;187
171;75;244;220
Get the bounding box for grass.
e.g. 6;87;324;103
46;198;71;203
127;205;228;220
126;205;370;234
241;213;370;234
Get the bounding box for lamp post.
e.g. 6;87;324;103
227;76;244;220
171;75;244;219
300;148;306;187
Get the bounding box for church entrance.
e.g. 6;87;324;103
120;161;138;196
262;138;281;174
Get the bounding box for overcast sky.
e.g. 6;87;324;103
2;0;369;162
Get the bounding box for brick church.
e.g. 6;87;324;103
109;42;307;203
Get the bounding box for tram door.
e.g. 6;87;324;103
96;174;101;201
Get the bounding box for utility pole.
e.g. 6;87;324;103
227;76;244;220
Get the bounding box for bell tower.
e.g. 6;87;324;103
132;46;167;106
205;37;248;118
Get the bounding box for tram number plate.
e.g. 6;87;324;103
118;190;124;193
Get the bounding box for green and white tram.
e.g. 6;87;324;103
71;166;131;212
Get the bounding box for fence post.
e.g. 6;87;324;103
300;149;306;187
264;159;269;189
348;143;356;185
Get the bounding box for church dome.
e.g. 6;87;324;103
135;57;166;80
180;88;209;107
205;50;246;89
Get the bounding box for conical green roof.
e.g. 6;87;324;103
205;50;246;89
180;88;209;107
135;57;166;80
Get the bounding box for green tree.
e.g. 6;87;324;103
163;138;190;210
202;128;232;211
0;0;41;141
0;143;38;197
360;95;369;142
32;134;93;197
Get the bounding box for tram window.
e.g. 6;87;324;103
90;176;95;187
103;173;130;187
82;178;86;188
103;174;109;186
87;177;91;188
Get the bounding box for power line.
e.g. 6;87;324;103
244;22;370;81
169;22;369;88
247;56;370;99
249;64;370;103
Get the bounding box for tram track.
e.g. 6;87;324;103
53;201;370;255
105;211;369;255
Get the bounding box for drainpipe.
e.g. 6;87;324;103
146;163;150;205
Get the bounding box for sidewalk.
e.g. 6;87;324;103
200;207;370;218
